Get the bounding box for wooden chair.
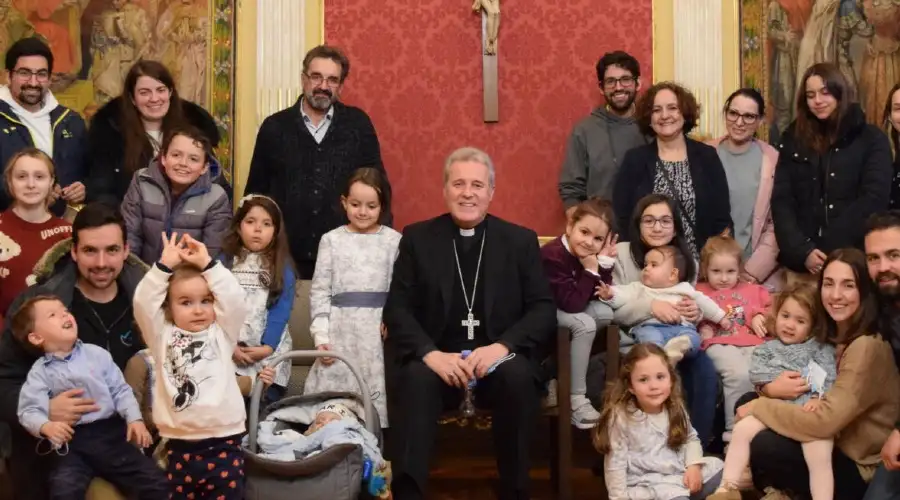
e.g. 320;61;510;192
545;323;620;500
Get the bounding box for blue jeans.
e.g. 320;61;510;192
864;464;900;500
679;351;718;447
632;323;702;354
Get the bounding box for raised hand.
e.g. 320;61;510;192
598;233;619;259
159;232;184;269
178;234;212;269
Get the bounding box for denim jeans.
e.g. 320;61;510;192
632;323;702;354
864;464;900;500
679;351;719;447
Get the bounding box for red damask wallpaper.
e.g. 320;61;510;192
325;0;653;235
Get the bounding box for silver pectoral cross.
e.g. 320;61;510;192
462;312;480;340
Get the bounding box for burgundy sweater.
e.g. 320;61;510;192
540;236;613;313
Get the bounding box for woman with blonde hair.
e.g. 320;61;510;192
0;148;72;318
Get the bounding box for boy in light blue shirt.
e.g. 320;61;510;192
13;294;167;499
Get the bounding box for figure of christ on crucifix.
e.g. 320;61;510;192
473;0;500;121
472;0;500;55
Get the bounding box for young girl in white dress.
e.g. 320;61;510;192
218;194;295;406
304;168;401;428
595;343;724;500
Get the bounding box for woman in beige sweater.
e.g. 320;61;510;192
739;249;900;499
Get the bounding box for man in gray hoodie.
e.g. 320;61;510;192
558;51;647;218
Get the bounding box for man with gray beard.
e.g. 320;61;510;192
246;45;386;280
558;50;648;218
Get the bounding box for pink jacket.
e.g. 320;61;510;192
696;281;771;349
706;136;782;289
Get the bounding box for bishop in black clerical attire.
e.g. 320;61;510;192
383;147;556;500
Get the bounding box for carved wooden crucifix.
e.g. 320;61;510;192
473;0;500;122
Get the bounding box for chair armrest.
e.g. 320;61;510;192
605;324;620;384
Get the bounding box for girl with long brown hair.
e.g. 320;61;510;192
771;62;892;275
218;194;296;406
595;343;724;498
883;83;900;208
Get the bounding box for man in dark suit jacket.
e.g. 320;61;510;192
383;147;556;500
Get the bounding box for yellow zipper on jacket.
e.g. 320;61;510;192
0;107;71;151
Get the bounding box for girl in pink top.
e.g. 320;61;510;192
696;234;771;444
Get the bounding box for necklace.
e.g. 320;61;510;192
452;231;486;340
82;295;132;347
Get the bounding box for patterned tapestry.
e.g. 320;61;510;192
0;0;235;182
741;0;900;144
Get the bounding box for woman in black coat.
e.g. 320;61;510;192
884;82;900;209
772;63;892;274
85;60;226;206
613;82;732;259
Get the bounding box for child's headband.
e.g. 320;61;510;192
237;194;282;216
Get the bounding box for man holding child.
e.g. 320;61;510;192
0;203;147;498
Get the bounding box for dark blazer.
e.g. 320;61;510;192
383;214;556;374
85;97;225;207
613;137;733;251
772;104;892;271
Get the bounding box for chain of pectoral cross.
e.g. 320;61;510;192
453;232;486;340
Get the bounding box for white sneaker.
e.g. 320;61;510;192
571;396;600;429
663;335;693;363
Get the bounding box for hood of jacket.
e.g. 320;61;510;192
0;84;58;119
589;106;639;126
32;238;150;283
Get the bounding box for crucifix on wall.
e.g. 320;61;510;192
472;0;500;123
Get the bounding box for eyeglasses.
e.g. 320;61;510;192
602;76;636;89
725;109;759;125
13;68;50;82
304;72;341;88
641;216;674;229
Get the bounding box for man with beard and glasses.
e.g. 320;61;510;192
863;210;900;499
0;202;147;499
0;37;87;215
245;44;386;281
559;50;648;218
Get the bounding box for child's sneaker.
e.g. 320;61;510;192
570;395;600;429
663;335;693;363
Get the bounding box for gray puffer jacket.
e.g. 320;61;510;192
121;158;232;264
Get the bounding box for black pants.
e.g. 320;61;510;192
48;417;168;500
8;422;51;499
387;355;541;500
734;392;868;500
